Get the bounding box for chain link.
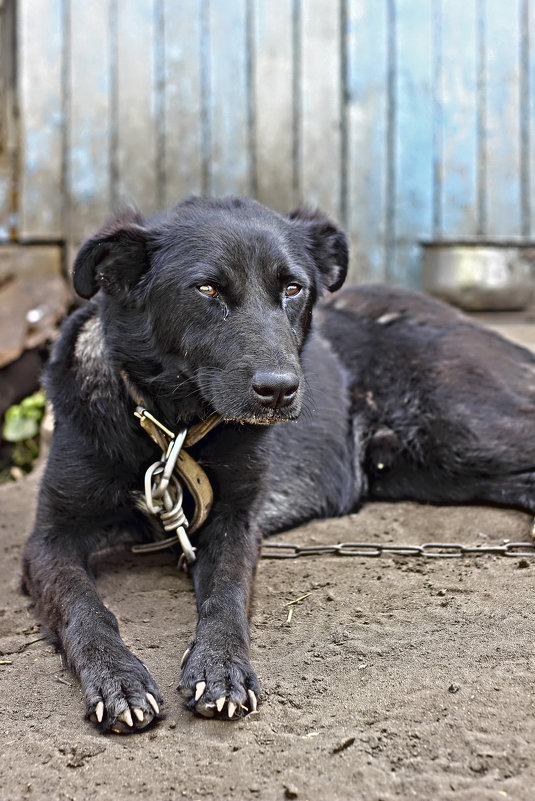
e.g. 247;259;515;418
261;541;535;559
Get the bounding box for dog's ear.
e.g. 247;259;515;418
287;207;348;292
72;208;150;300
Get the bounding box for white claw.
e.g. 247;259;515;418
195;681;206;702
215;696;226;713
95;701;104;723
227;701;237;719
146;693;160;715
180;648;191;669
118;708;134;728
247;690;258;713
133;707;145;723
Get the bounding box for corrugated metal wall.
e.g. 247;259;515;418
6;0;535;285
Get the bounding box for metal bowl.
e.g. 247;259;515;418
421;242;535;311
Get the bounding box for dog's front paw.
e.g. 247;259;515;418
81;650;164;734
178;641;259;719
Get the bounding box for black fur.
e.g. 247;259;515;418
22;196;535;733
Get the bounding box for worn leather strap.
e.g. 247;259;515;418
121;370;221;537
185;413;221;448
174;449;213;534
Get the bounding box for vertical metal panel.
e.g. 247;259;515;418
483;0;522;236
299;0;343;220
162;0;204;206
18;0;64;240
438;0;479;238
205;0;251;196
519;0;530;236
12;0;535;284
115;0;159;213
391;0;434;286
252;0;295;212
68;0;113;246
527;0;535;235
345;0;389;282
0;0;17;242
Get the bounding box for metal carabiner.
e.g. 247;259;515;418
144;461;166;514
152;427;187;500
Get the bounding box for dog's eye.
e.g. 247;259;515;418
198;284;218;297
285;283;302;297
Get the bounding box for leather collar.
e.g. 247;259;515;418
121;370;221;549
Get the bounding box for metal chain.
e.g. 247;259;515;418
261;541;535;559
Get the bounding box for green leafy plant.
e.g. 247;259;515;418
2;391;46;476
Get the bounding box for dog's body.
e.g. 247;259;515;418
22;197;535;732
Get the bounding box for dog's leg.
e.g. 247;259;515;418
463;472;535;514
178;518;262;719
370;459;535;516
22;528;163;733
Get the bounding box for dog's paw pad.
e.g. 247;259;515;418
87;685;163;735
195;699;216;718
191;691;257;719
178;649;260;720
211;692;257;718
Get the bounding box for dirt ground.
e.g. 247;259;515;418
1;316;535;801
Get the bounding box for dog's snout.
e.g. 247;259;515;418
251;369;299;410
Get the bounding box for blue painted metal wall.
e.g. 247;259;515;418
8;0;535;285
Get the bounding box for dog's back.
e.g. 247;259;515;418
319;284;535;511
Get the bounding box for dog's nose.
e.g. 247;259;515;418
252;370;299;409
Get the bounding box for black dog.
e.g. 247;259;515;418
22;196;535;733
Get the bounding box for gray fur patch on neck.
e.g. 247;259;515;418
74;314;117;398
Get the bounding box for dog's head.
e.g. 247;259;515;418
72;197;348;425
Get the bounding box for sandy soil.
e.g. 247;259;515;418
1;317;535;801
